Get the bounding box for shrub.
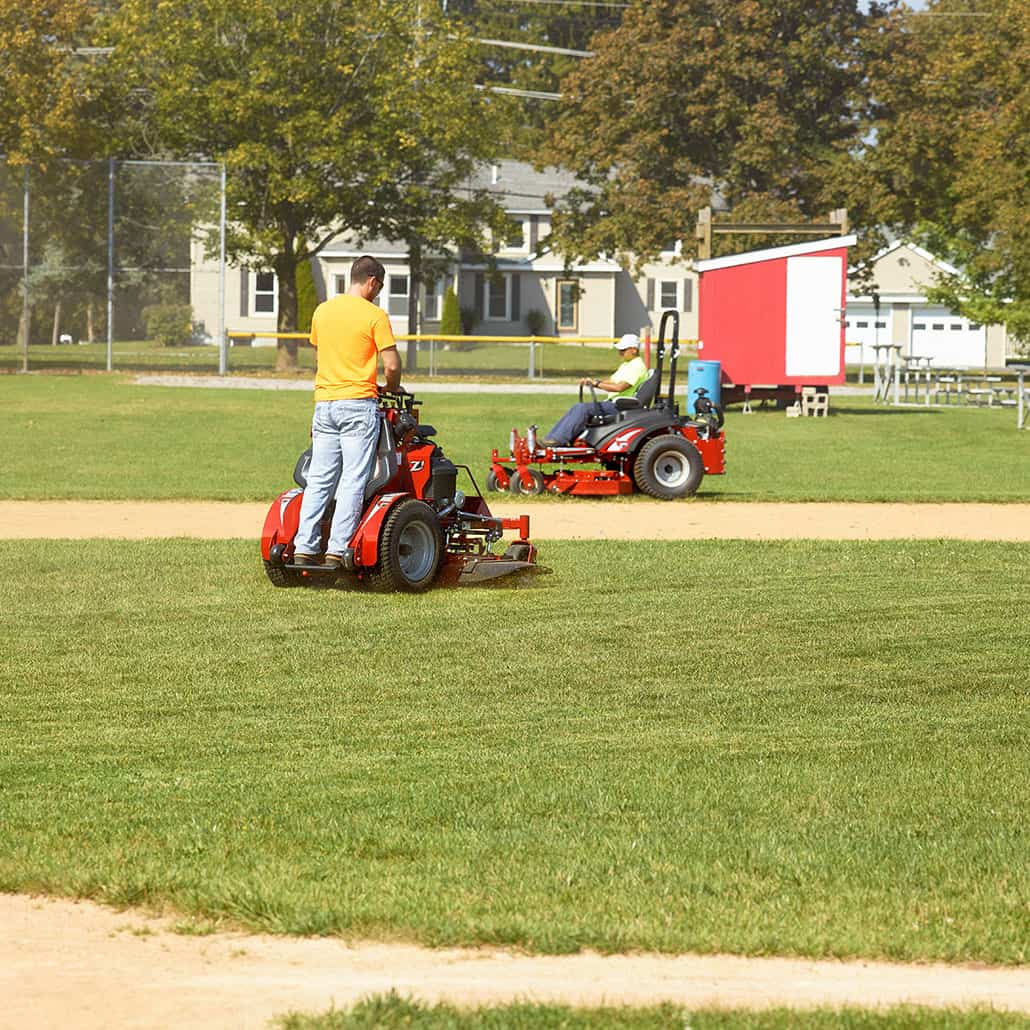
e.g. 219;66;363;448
439;287;461;336
296;257;317;333
143;303;193;347
526;307;547;336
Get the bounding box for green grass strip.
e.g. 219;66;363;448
1;539;1026;964
1;374;1028;501
278;996;1025;1028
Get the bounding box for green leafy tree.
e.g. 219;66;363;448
99;0;513;371
296;255;317;335
855;0;1030;344
540;0;879;270
0;0;100;160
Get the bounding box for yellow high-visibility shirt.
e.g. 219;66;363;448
310;294;396;401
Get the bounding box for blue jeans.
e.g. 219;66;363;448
546;400;618;445
294;399;381;556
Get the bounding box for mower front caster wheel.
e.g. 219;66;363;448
633;436;705;500
368;498;444;593
485;469;505;492
508;468;545;495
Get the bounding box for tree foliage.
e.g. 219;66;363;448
856;0;1030;342
539;0;880;269
0;0;99;160
99;0;510;368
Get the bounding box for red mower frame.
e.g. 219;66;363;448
261;390;544;592
489;311;726;501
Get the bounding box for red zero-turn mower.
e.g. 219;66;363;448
261;390;544;592
489;311;726;500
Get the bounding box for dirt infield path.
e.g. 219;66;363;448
3;500;1030;540
4;895;1029;1029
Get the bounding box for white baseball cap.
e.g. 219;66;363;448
614;333;641;351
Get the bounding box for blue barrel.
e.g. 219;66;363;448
687;360;721;413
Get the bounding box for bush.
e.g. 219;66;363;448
526;307;547;336
296;257;317;333
143;303;193;347
439;287;461;336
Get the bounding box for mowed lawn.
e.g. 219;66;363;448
1;538;1025;964
1;374;1028;501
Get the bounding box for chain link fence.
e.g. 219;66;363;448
0;157;225;373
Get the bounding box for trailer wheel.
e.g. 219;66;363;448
368;499;443;593
508;468;545;495
633;435;704;500
263;561;302;588
485;470;504;492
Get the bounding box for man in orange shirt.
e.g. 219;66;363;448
293;255;402;570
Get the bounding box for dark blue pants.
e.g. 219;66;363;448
546;400;617;445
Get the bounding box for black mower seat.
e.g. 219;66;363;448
584;369;658;430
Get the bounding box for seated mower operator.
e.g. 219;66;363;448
540;333;648;446
293;255;401;570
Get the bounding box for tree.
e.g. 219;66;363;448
539;0;880;270
439;286;461;336
856;0;1030;343
0;0;100;160
99;0;513;371
445;0;623;153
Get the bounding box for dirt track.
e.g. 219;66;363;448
4;499;1029;1027
3;499;1030;541
3;895;1028;1030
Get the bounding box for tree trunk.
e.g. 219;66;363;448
17;304;31;371
405;237;422;373
51;298;62;346
274;248;300;373
86;300;96;343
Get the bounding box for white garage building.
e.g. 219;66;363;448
845;242;1010;369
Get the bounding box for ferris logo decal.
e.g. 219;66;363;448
606;429;643;453
409;460;426;472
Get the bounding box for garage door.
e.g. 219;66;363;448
843;303;891;366
911;308;985;368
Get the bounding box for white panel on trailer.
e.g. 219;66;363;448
785;256;842;376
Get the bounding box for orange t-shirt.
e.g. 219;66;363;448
310;294;396;401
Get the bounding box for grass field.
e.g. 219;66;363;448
1;374;1027;502
279;996;1027;1029
1;538;1025;965
0;339;621;378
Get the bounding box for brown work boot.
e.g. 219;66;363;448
323;550;355;571
293;552;321;567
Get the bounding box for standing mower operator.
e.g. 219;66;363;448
540;333;648;446
293;255;401;570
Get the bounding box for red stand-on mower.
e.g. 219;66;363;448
488;311;726;500
261;390;544;592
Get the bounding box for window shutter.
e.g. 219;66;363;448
646;278;655;311
475;273;484;320
511;273;520;322
529;216;539;252
682;278;693;312
239;269;249;317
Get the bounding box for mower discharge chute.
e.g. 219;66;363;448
489;310;726;500
261;390;545;592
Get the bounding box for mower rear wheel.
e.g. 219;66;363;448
633;435;704;500
508;468;545;495
263;560;302;588
367;498;444;593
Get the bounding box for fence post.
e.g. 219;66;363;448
20;165;28;373
429;337;435;377
528;337;536;379
106;157;115;373
218;162;227;375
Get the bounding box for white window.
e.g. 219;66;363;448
659;280;678;310
387;274;408;316
506;219;529;252
556;279;578;331
485;275;511;321
253;271;277;317
423;278;445;321
332;273;347;295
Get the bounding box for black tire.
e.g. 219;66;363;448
367;498;444;593
485;469;504;492
502;542;532;562
508;468;545;495
263;560;302;588
633;435;705;500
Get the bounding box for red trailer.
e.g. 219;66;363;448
696;234;857;408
